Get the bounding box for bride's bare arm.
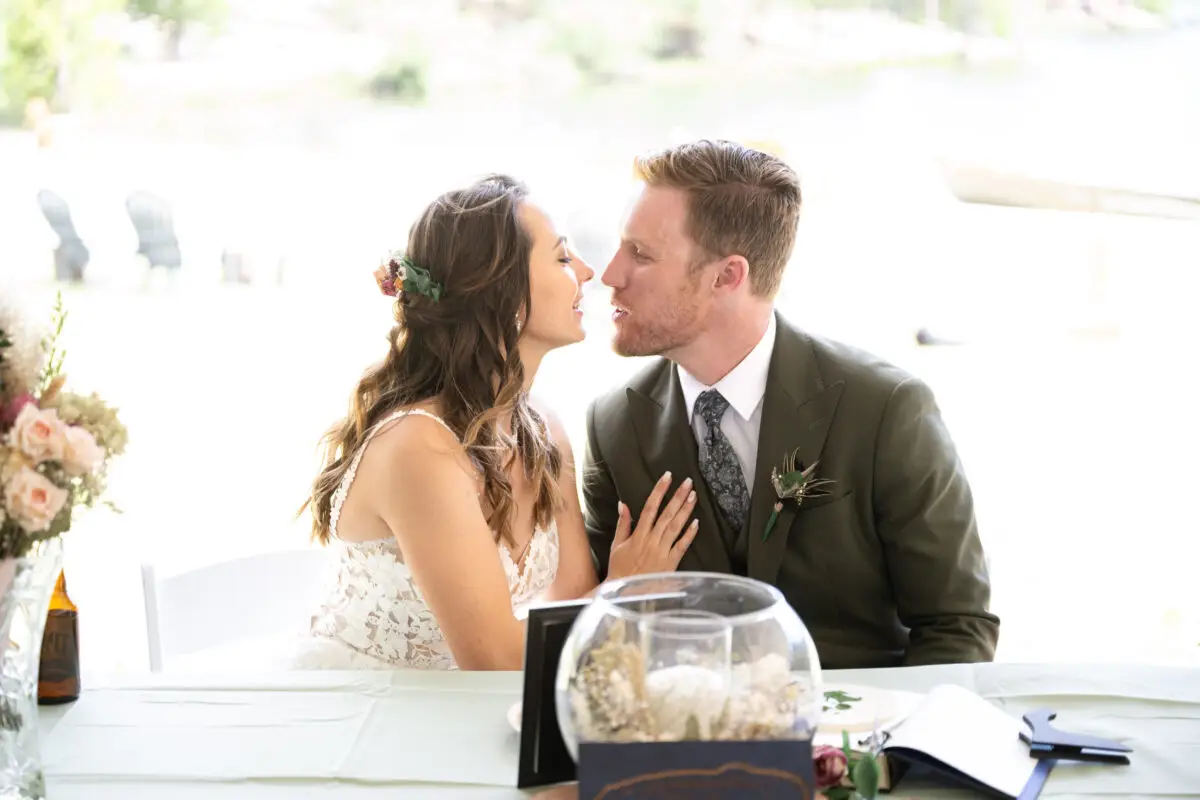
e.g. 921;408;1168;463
372;418;525;671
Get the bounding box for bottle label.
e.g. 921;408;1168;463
40;609;80;683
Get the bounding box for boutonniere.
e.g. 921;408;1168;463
762;449;835;542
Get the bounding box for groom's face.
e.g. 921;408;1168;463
602;186;711;358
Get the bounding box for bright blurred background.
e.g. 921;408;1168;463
2;0;1198;673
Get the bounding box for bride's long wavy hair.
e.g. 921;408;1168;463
303;174;562;548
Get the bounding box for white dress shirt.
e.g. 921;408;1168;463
677;314;777;490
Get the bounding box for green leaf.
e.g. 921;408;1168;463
824;689;863;713
851;753;881;799
779;471;804;492
826;690;862;704
397;257;443;303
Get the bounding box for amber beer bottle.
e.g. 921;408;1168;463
38;570;80;705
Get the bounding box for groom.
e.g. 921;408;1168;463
582;139;999;670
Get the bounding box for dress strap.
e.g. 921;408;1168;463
329;409;458;540
398;409;459;443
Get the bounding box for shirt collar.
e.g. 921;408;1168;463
678;314;777;423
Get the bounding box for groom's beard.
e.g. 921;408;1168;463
610;292;705;359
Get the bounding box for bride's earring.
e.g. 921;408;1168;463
515;313;522;334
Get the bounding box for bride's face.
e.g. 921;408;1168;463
519;201;593;350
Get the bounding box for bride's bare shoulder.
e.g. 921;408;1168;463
358;405;470;482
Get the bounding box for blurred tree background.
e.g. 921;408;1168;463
125;0;229;60
4;0;1169;125
1;0;226;120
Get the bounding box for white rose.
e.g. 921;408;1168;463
8;404;66;465
3;466;68;533
62;425;104;477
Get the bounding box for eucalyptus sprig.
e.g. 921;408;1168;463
397;256;443;303
38;291;67;392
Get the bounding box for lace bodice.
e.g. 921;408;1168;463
303;409;559;670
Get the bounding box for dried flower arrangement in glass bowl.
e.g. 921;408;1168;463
553;572;823;758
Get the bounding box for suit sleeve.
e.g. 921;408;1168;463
581;398;619;582
872;376;1000;665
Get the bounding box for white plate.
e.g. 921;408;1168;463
507;686;919;738
818;683;922;735
507;700;522;733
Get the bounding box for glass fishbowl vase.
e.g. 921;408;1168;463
554;571;823;759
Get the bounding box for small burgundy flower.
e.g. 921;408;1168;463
813;744;849;788
0;392;35;428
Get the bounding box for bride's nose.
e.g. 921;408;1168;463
572;250;595;285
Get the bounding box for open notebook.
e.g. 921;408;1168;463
817;683;1039;798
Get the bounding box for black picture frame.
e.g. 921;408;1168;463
515;591;688;789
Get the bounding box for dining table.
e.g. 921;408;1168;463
37;661;1200;798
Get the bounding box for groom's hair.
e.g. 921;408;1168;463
634;139;801;298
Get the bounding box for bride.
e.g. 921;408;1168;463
293;174;699;671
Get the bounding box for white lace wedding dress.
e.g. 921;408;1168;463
291;409;559;670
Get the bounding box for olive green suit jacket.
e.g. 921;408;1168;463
581;313;999;669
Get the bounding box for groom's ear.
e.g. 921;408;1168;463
713;255;750;293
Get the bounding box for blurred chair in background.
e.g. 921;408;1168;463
125;191;183;273
141;549;329;672
36;189;90;283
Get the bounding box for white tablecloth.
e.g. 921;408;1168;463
38;663;1200;798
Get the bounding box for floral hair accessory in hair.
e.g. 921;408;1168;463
373;251;443;302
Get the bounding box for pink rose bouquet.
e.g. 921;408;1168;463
0;293;127;559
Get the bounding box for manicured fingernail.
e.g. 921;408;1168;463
687;491;696;503
689;519;699;530
661;471;672;482
682;477;693;489
617;501;627;515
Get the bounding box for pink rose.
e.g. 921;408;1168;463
814;744;849;789
62;425;104;476
3;466;68;533
8;403;65;464
0;393;36;428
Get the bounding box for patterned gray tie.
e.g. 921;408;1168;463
694;389;751;533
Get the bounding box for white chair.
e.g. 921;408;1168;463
141;549;330;672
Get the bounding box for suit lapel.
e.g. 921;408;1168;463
746;315;844;586
628;365;732;575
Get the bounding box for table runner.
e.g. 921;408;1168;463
39;663;1200;798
